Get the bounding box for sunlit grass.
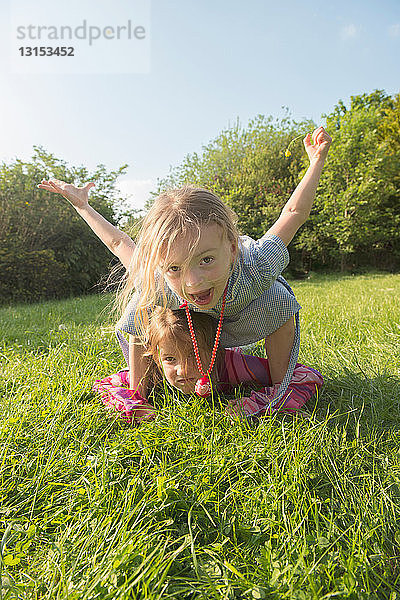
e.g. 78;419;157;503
0;273;399;599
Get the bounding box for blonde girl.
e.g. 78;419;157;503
38;126;331;410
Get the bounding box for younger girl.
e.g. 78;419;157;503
38;126;331;410
93;308;323;424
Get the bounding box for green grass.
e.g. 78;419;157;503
0;273;399;599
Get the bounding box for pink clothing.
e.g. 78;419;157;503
93;349;323;425
93;370;156;424
218;348;273;388
218;349;323;417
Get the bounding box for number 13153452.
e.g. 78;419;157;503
19;47;74;57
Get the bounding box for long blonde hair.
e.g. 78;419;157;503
144;307;224;387
115;185;239;342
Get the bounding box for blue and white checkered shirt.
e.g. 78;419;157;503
116;233;301;409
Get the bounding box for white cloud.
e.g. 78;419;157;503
340;24;358;40
116;178;155;212
388;23;400;38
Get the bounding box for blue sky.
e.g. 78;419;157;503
1;0;399;210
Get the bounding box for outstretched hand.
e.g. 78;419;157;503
304;126;332;163
37;178;95;210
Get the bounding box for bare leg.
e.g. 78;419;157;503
264;317;295;384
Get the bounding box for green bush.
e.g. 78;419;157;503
0;248;69;303
0;148;136;303
156;91;400;273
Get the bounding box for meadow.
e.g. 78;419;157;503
0;273;399;599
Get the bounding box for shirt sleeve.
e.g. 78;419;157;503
254;233;289;278
239;233;290;294
116;292;142;337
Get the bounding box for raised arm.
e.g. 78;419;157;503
267;127;332;246
37;178;136;270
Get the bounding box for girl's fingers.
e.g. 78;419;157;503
312;128;321;144
315;128;329;147
50;184;67;196
38;179;95;197
312;126;324;143
315;133;324;146
37;180;71;197
49;179;67;191
303;132;312;147
318;132;331;148
37;183;57;192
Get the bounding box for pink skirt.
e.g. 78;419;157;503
225;363;323;418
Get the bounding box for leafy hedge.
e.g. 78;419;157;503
0;148;136;304
155;90;400;273
0;249;69;303
2;90;399;305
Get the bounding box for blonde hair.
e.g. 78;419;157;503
115;185;239;342
144;307;224;388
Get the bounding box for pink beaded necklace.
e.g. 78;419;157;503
179;284;228;397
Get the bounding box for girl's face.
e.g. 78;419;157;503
162;223;237;308
157;338;203;394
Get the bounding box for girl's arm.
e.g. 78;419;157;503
37;178;136;270
267;127;332;247
128;335;150;398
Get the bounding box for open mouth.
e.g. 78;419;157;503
188;288;213;306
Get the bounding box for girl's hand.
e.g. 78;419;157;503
304;126;332;164
37;178;95;210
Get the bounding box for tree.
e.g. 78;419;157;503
298;91;400;270
154;92;399;273
0;148;135;302
155;113;315;247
